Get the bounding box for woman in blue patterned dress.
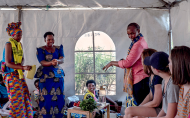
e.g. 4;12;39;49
34;32;65;118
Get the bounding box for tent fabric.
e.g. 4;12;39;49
0;10;18;56
0;9;169;106
0;0;165;8
171;1;190;47
0;0;189;109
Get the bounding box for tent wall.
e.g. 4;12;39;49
0;9;169;107
0;10;18;55
171;1;190;47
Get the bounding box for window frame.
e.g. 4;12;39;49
75;31;116;95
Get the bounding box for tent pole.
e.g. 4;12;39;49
17;6;22;22
92;31;96;82
168;7;172;54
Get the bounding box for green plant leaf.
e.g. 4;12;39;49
79;98;97;112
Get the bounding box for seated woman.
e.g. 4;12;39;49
84;80;119;112
124;49;163;118
33;79;39;118
144;52;179;118
33;79;40;105
169;46;190;118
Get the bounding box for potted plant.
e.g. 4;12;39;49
79;98;97;112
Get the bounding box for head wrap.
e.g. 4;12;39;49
6;22;22;37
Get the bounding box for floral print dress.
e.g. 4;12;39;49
34;45;65;118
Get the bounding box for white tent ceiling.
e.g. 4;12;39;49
0;0;166;8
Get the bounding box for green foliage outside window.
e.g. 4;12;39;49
75;47;116;95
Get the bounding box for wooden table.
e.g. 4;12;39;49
67;103;110;118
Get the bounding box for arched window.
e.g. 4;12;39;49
75;31;116;95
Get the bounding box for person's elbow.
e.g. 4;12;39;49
151;102;160;108
151;100;161;107
123;62;133;68
5;62;10;67
40;61;49;67
5;60;12;68
40;63;46;67
120;60;134;68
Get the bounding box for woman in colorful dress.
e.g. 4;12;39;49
1;22;33;118
34;31;65;118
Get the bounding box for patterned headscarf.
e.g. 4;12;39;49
6;22;22;37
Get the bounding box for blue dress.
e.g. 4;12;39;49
34;45;65;118
0;84;8;109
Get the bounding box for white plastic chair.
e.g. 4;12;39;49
0;101;10;118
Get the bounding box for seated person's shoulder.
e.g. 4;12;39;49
154;75;163;85
84;92;93;99
167;79;180;95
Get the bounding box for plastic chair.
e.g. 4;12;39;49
0;101;10;118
